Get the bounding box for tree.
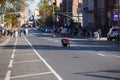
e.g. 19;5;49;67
38;0;60;27
3;0;28;28
0;0;6;6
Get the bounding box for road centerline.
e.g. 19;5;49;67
5;37;18;80
5;70;11;80
11;53;15;59
8;60;13;68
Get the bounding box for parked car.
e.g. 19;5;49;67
38;26;48;32
107;28;120;41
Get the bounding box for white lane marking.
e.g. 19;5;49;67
5;37;18;80
5;70;11;80
9;37;18;67
13;37;17;53
14;37;18;46
15;53;35;56
8;60;13;68
97;53;106;57
11;53;15;59
13;49;15;53
53;40;59;43
113;55;120;58
11;72;52;79
0;38;11;46
24;36;63;80
13;60;41;64
42;37;59;43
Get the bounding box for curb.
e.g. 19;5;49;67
68;36;107;41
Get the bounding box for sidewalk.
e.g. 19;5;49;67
89;37;107;40
68;35;107;40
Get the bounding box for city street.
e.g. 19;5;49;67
0;28;120;80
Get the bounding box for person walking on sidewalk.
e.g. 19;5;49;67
98;28;102;39
94;28;102;39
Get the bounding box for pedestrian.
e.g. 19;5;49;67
15;30;18;37
23;29;26;35
18;29;22;37
25;28;28;34
10;30;13;37
94;31;98;39
98;28;102;39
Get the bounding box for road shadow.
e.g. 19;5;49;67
70;39;120;52
73;69;120;80
0;44;76;50
70;39;119;47
1;43;120;52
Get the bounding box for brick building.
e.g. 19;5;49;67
83;0;118;36
59;0;82;27
93;0;118;36
56;0;62;7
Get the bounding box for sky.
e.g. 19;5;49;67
27;0;40;13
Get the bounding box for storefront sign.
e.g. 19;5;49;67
112;11;120;21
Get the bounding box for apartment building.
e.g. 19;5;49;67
93;0;119;36
82;0;118;36
20;7;29;26
60;0;83;27
88;0;94;30
94;0;105;29
59;0;118;36
83;0;88;28
73;0;83;26
109;0;118;26
56;0;62;7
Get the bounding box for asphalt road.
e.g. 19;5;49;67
0;28;120;80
